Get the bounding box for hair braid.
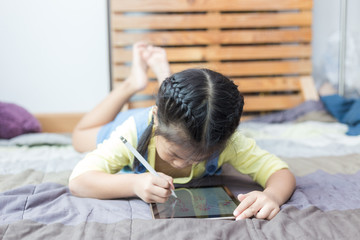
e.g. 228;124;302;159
155;68;244;162
159;75;197;126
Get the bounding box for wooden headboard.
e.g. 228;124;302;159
36;0;318;132
110;0;317;115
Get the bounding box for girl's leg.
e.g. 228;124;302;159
145;46;171;85
72;42;150;152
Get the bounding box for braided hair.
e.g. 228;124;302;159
135;68;244;167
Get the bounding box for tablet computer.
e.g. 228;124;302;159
150;185;239;219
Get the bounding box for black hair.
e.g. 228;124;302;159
135;68;244;168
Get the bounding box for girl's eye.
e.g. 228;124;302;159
169;152;181;159
172;155;182;160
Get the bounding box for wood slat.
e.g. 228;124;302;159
112;28;312;46
115;76;305;96
113;60;312;79
112;11;311;30
35;113;84;133
114;76;303;96
243;95;303;111
233;77;302;92
127;94;304;112
113;45;311;63
111;0;312;12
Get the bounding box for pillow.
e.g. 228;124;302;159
0;102;41;139
0;133;72;146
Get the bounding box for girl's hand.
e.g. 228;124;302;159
133;172;174;203
233;191;280;220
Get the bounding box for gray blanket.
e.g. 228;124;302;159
1;128;360;239
2;207;360;240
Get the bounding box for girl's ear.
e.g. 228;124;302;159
152;106;159;126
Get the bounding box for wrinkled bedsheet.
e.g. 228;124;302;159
1;117;360;239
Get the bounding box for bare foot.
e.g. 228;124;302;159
144;46;171;85
125;42;150;92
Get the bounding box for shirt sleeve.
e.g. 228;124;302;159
69;117;138;180
221;131;289;188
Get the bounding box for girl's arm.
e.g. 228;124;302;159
69;170;174;203
263;168;296;206
233;168;296;220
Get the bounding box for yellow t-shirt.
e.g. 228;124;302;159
69;110;288;188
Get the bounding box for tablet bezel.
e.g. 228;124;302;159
150;185;239;220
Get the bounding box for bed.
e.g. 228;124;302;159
2;0;360;239
2;102;360;239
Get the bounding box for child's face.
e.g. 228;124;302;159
155;135;198;169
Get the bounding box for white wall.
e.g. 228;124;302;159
312;0;360;96
312;0;340;85
0;0;110;113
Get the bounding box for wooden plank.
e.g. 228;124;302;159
111;0;312;12
244;95;303;111
127;94;304;111
114;76;305;95
112;28;312;46
113;60;312;79
233;77;302;92
113;45;311;63
34;113;84;133
112;11;311;30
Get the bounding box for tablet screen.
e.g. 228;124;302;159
151;186;239;219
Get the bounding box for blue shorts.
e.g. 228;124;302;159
96;108;149;144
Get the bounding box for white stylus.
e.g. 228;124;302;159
120;136;178;199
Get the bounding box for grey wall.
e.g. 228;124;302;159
312;0;360;96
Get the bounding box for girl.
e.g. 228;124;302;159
69;42;296;221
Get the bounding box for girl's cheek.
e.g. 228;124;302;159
173;159;190;168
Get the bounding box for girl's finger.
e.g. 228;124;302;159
152;175;171;189
233;195;256;217
235;206;258;220
267;207;280;220
158;172;173;182
151;185;172;198
237;193;246;202
157;173;174;189
255;205;273;219
149;194;169;204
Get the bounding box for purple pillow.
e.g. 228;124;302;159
0;102;42;139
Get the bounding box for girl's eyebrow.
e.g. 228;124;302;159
169;148;192;160
169;150;183;159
